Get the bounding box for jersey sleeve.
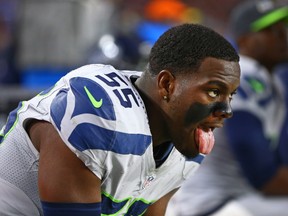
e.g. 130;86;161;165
50;75;117;179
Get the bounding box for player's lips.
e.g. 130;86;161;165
198;122;224;132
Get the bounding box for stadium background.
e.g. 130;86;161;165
0;0;287;127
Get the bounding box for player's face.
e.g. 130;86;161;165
248;21;288;65
162;57;240;158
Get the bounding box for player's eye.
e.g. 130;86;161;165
229;91;237;100
207;89;219;98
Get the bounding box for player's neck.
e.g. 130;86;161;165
135;72;171;147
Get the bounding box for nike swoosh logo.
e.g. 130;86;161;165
84;86;103;108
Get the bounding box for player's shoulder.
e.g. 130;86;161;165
65;64;142;109
237;55;271;99
64;64;142;83
50;64;149;154
51;64;143;124
60;64;142;105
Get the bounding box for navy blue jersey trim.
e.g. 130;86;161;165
70;77;115;121
50;90;68;131
0;102;23;144
185;154;205;164
68;122;152;155
41;201;101;216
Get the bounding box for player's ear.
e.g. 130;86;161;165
157;70;175;100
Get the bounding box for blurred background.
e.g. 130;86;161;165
0;0;287;127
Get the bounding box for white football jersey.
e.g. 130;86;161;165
0;64;203;215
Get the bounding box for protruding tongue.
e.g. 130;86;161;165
196;128;215;154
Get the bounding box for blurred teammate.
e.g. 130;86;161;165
167;1;288;216
0;23;240;216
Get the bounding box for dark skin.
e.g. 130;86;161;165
238;21;288;72
136;57;240;157
28;57;240;215
236;20;288;195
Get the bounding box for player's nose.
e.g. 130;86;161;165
213;102;233;119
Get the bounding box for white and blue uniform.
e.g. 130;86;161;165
166;55;288;216
0;64;203;216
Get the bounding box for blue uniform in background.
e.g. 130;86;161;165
225;55;286;189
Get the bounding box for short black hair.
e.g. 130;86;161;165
148;23;239;75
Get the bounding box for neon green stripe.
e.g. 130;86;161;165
102;191;156;205
248;79;265;93
101;191;130;203
100;191;131;216
100;191;155;216
251;7;288;32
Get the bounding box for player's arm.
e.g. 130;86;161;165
143;188;179;216
264;110;288;195
261;166;288;195
28;120;102;215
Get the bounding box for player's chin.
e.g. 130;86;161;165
177;143;199;158
182;151;199;159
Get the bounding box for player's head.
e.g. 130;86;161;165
137;23;240;158
148;23;239;76
230;1;288;69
